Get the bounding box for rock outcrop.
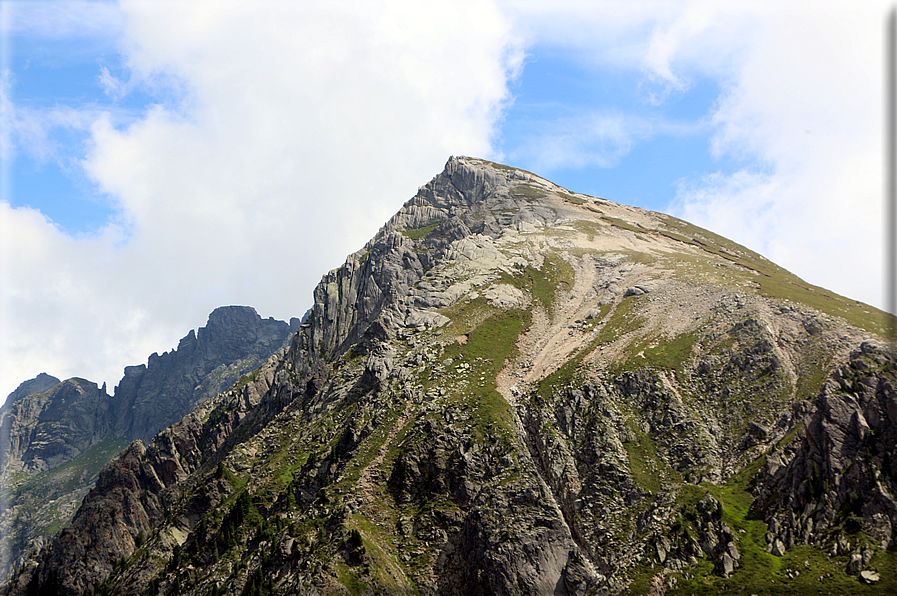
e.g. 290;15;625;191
0;378;109;477
753;342;897;567
3;157;894;595
0;306;298;582
110;305;300;444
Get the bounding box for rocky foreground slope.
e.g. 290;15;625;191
0;306;298;583
3;157;895;595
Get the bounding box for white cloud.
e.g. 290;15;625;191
508;110;701;172
509;111;643;171
1;83;104;164
505;0;889;312
669;1;886;310
1;0;522;398
0;0;123;39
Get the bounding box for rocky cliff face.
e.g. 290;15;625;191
4;157;895;595
0;306;298;583
110;305;300;444
753;343;897;560
0;378;109;478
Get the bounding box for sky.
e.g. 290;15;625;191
0;0;892;401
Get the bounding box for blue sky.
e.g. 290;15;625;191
0;1;890;399
501;47;738;207
6;24;739;234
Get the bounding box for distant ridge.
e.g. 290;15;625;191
0;306;299;581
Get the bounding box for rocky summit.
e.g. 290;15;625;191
2;157;895;595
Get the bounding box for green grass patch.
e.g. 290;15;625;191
572;220;606;240
590;303;612;324
347;514;417;594
626;561;662;594
335;561;369;595
597;296;644;344
42;519;63;536
616;249;658;266
657;213;896;337
382;416;418;471
793;345;834;402
400;223;440;241
440;308;531;446
233;368;260;389
626;332;700;373
481;159;540;179
658;230;701;246
510;183;547;200
671;543;896;594
536;324;608;402
527;254;575;319
495;252;573;321
602;216;646;234
776;423;805;450
333;404;405;490
438;295;500;339
5;471;30;487
560;192;587;205
215;461;242;488
12;436;130;502
622;423;664;494
668;454;787;593
531;302;612;401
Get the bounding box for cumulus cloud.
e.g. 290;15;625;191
1;0;522;398
668;2;885;310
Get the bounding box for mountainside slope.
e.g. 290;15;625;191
4;157;895;595
0;306;298;583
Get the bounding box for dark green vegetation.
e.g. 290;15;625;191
661;468;897;595
0;306;297;584
561;193;587;205
441;307;529;444
510;183;550;200
233;368;260;389
621;424;665;495
7;437;129;506
400;223;440;241
494;252;575;320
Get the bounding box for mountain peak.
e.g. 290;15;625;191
5;159;895;595
2;373;60;408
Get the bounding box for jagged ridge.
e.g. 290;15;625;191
0;306;298;583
